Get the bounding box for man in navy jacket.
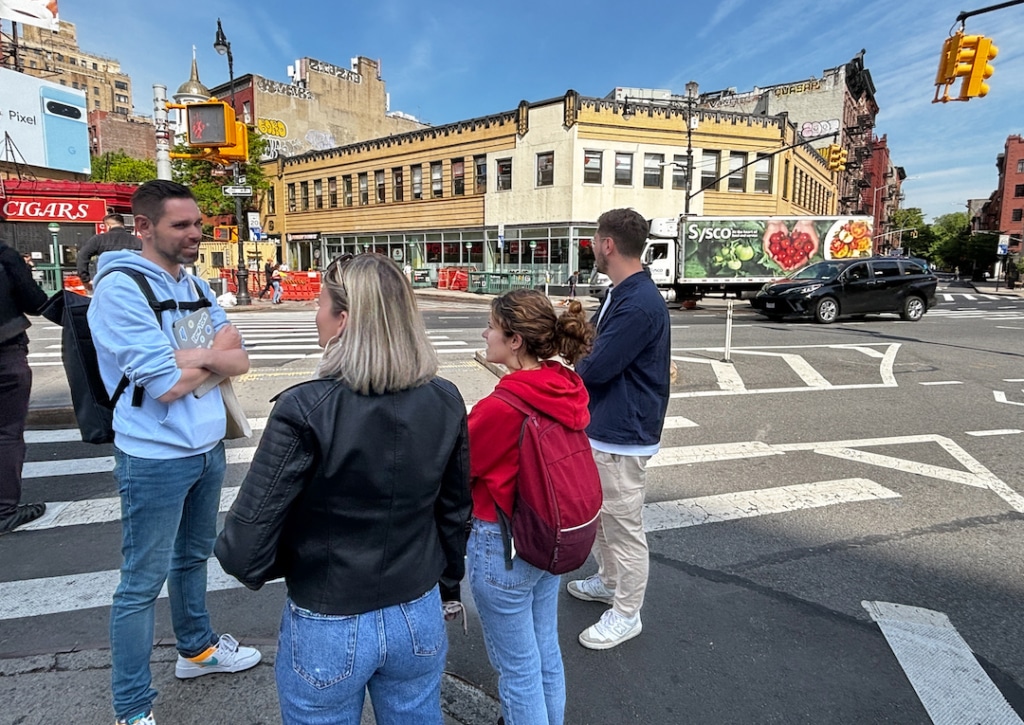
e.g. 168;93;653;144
568;208;671;650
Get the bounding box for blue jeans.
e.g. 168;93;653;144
468;519;565;725
276;587;447;725
110;443;225;719
272;280;282;303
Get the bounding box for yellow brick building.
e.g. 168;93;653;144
262;91;837;281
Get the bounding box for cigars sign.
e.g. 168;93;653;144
0;196;108;222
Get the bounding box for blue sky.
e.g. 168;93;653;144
53;0;1024;222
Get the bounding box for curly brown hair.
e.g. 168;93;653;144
490;289;594;366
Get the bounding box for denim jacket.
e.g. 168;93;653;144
576;269;670;447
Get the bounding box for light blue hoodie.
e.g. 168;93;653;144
89;250;230;459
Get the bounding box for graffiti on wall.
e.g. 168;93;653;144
307;58;362;84
800;119;840;139
773;79;823;96
259;128;337;161
256;77;314;100
257;118;288;138
305;129;336;150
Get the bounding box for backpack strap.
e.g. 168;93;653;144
103;268;212;408
487;388;537;570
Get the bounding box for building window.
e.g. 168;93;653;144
314;179;323;209
93;86;99;95
358;173;368;205
328;177;337;207
614;152;633;186
287;183;296;212
536;151;554;187
29;60;37;68
69;57;76;65
412;165;423;199
55;52;63;61
1015;184;1024;197
584;150;602;184
452;158;465;195
375;170;385;203
754;154;772;193
267;186;276;214
115;81;128;90
497;158;512;191
71;82;78;89
92;62;97;70
59;79;65;86
393;168;404;202
701;150;720;192
115;107;128;115
343;176;353;207
300;181;309;211
728;152;746;192
474;155;487;193
671;154;689;190
1018;159;1024;173
783;159;791;200
431;161;443;198
1013;209;1023;222
644;153;664;188
94;100;100;108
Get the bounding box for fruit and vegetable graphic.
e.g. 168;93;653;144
765;229;816;271
826;219;873;259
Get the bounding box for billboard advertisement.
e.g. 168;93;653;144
0;0;58;30
0;67;90;174
681;216;874;282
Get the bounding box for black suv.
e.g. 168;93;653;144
751;257;938;324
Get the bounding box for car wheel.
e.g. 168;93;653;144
814;297;839;324
900;295;925;321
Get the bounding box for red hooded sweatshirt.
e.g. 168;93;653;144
468;360;591;522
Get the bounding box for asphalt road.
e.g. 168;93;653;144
5;285;1024;724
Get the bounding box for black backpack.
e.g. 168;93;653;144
41;268;211;444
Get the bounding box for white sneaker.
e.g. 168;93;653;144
115;711;156;725
566;575;615;605
175;633;262;679
578;609;642;650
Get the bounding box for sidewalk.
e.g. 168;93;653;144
964;278;1024;298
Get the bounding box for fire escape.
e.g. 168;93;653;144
840;113;875;213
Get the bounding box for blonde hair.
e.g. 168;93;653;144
317;254;438;394
490;289;594;366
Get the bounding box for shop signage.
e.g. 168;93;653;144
1;196;107;223
286;232;320;241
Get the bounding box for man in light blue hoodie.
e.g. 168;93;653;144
90;180;261;725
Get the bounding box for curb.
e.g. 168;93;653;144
26;406;77;428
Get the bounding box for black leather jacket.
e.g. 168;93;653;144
0;243;47;348
215;375;471;615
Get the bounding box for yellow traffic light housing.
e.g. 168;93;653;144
824;144;843;171
835;148;848;172
186;102;236;148
217;121;249;163
933;32;998;102
213;226;238;242
959;35;998;99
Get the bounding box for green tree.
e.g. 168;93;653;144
89;151;157;183
171;129;271;220
888;207;936;260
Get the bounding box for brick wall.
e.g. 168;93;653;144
89;111;156;160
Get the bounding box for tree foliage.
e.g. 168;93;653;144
89;151;157;183
171;129;271;220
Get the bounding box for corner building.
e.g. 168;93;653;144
264;91;837;280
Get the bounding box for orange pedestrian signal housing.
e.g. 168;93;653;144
186;102;236;147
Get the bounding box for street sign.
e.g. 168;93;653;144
222;185;253;197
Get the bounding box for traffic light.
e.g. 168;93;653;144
958;35;998;99
825;144;842;171
218;121;249;163
186;101;236;148
835;147;848;172
213;226;238;242
934;32;963;87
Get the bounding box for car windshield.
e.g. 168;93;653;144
789;262;839;281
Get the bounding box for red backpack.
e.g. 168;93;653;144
491;389;603;574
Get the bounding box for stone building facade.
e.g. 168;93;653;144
261;91;837;280
699;53;881;219
88;110;156;160
10;20;133;116
207;56;427;162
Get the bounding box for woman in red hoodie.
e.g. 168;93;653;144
468;289;594;725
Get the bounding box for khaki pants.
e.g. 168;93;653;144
591;450;650;618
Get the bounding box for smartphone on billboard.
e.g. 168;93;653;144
39;86;90;173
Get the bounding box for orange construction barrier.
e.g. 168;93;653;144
450;270;469;292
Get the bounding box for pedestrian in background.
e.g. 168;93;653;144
567;208;671;650
0;240;48;535
76;213;141;291
467;289;594;725
216;253;471;725
90;181;260;725
258;259;274;299
271;263;283;304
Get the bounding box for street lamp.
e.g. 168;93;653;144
214;18;251;305
682;80;699;217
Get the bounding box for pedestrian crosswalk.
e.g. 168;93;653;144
27;312;485;369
